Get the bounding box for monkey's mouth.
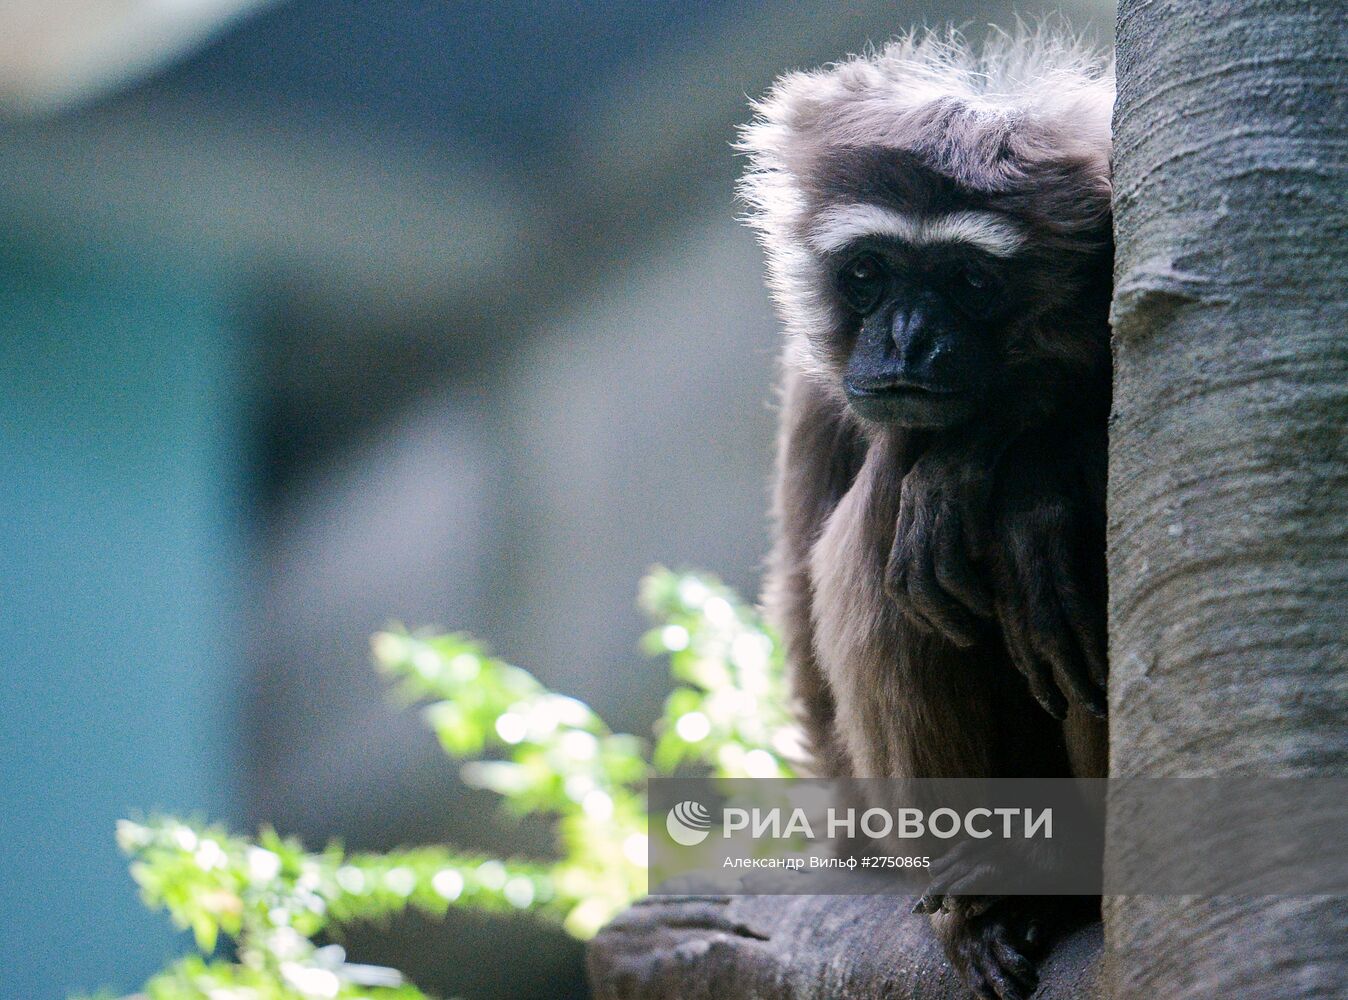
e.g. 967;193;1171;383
844;379;972;426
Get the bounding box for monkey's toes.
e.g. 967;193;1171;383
944;907;1044;1000
913;890;997;917
917;840;1009;913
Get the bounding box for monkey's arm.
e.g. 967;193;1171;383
886;419;1107;718
763;366;866;773
884;422;1009;644
987;428;1108;718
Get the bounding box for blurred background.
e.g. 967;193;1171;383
0;2;1112;997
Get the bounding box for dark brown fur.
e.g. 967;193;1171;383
767;368;1107;785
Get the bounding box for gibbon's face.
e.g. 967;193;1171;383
808;165;1038;429
828;223;1018;428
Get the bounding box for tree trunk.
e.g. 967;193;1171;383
1106;1;1347;996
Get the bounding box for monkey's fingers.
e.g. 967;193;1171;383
886;529;979;646
913;855;965;911
999;593;1069;719
1019;917;1046;954
922;848;998;904
1051;557;1108;690
1037;641;1105;717
989;923;1040;997
885;532;936;635
1018;555;1106;717
939;894;998;919
898;526;986;647
906;568;984;646
967;967;1001;1000
916;890;970;915
964;921;1037;1000
991;924;1037;978
938;864;999;899
913;892;944;914
932;508;995;619
1033;603;1107;718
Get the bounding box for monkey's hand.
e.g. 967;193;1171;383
885;441;997;646
988;439;1107;718
914;787;1105;996
913;839;1012;916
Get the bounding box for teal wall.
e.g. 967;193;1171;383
0;230;244;999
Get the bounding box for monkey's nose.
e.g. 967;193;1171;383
890;309;940;369
889;308;925;359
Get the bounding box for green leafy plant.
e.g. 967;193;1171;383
90;569;798;999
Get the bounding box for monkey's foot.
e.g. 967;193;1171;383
930;898;1045;1000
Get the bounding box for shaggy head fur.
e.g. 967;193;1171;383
738;27;1115;388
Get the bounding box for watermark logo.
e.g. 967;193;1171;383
649;777;1348;897
666;800;712;846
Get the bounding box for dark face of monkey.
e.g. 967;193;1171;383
805;150;1112;432
834;240;1006;427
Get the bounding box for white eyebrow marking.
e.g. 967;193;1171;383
808;203;1025;257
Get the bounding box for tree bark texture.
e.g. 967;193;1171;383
588;891;1102;1000
1106;1;1347;996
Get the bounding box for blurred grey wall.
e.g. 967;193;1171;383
501;206;781;721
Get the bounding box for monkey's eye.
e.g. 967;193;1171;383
959;265;989;291
839;253;888;313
